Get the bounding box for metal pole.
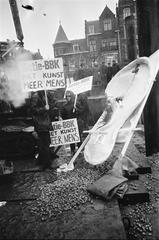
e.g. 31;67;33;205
115;30;121;64
9;0;24;42
133;0;138;58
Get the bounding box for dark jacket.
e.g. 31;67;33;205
75;94;89;119
30;91;51;132
61;92;89;132
47;91;59;122
112;63;120;76
61;101;76;120
107;66;113;82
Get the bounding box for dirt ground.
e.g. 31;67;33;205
0;126;159;239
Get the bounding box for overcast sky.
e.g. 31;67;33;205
0;0;118;58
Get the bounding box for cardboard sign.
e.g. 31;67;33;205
50;118;80;146
18;58;65;92
66;76;93;95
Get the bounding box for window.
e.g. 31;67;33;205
102;39;109;48
88;25;95;34
103;19;112;31
103;53;118;65
102;39;117;50
110;41;117;47
73;44;80;52
123;8;131;19
69;59;76;71
89;40;96;52
54;50;58;57
55;48;64;56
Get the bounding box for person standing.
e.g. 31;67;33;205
107;62;113;83
73;63;87;81
75;92;90;131
30;90;58;170
100;61;108;89
92;61;101;86
111;60;120;77
47;90;60;158
61;91;77;155
61;91;86;155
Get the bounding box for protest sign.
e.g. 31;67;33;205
66;76;93;95
50;118;80;146
18;58;65;92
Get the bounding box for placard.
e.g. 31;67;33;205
18;58;65;92
66;76;93;95
50;118;80;146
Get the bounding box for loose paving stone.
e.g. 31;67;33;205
119;180;150;205
1;125;159;239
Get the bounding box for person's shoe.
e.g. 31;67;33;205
51;161;60;169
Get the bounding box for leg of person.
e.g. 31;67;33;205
70;143;76;155
36;132;42;166
77;141;82;149
38;131;52;169
50;146;59;159
77;118;84;149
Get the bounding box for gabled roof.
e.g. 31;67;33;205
99;5;115;19
54;24;70;44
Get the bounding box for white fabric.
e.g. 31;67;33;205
84;50;159;165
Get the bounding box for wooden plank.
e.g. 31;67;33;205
137;0;159;156
119;179;149;205
136;166;152;174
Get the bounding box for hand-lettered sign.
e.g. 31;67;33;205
50;118;80;146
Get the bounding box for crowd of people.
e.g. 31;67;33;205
73;60;120;90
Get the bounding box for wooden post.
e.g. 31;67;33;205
73;94;77;112
44;89;49;109
136;0;159;156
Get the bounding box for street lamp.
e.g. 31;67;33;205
133;0;139;58
115;29;121;64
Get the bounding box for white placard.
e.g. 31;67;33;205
66;76;93;95
50;118;80;146
18;58;65;92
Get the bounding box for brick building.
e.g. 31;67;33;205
53;5;118;77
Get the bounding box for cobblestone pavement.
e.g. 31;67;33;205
120;129;159;240
0;126;159;239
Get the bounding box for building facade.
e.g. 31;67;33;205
53;1;138;76
53;5;118;77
